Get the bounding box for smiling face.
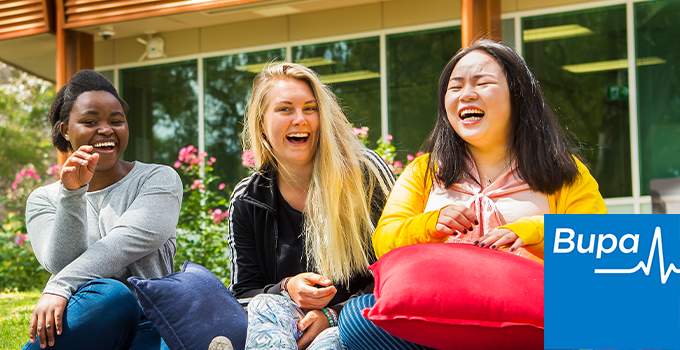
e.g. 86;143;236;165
445;51;512;152
61;90;129;171
262;78;320;171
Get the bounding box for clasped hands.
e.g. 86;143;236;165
286;272;337;350
435;204;525;250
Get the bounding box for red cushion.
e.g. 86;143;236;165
363;243;544;350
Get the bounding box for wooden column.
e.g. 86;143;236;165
56;0;94;164
461;0;502;48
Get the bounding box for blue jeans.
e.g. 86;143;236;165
21;279;169;350
338;294;432;350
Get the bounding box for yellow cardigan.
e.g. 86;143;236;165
373;154;607;258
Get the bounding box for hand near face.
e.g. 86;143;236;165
286;272;336;312
296;309;331;350
435;204;478;237
475;228;524;251
29;293;68;348
60;145;99;190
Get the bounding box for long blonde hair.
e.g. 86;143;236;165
243;63;390;286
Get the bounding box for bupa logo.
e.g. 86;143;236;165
553;226;680;284
545;214;680;350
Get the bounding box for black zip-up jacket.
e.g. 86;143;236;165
227;149;395;313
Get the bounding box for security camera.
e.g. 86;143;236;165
98;26;115;41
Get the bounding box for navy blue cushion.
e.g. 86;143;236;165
128;261;247;350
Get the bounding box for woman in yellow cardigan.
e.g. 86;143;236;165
338;40;606;350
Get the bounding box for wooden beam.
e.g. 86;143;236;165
56;0;93;164
461;0;502;48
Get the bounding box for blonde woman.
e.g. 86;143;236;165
224;63;394;350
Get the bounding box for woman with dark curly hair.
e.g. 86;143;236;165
22;70;182;350
338;40;607;349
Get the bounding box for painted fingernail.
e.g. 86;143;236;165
490;245;496;249
463;229;467;234
510;247;515;251
474;220;479;225
473;240;479;245
469;226;474;231
479;242;486;248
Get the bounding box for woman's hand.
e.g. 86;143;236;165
296;309;330;350
29;293;68;348
475;228;524;251
60;145;99;190
435;204;478;237
286;272;336;311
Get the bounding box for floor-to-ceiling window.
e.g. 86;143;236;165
635;0;680;197
292;37;382;146
522;6;632;200
386;27;461;159
204;48;286;189
120;60;199;167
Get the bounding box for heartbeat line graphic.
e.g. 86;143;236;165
594;227;680;284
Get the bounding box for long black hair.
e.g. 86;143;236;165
48;69;129;152
426;39;581;195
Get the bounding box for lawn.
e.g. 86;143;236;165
0;290;39;350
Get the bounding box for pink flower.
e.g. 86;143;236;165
241;149;255;167
190;179;201;190
17;239;23;246
48;164;62;176
174;161;182;168
210;157;216;163
11;183;17;190
218;183;226;190
198;152;208;158
386;134;393;141
416;151;424;157
353;127;368;136
211;209;229;224
407;154;415;161
394;160;403;168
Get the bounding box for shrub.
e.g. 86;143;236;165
173;146;231;284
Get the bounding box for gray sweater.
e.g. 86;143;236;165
25;161;183;299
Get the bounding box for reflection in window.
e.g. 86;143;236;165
292;38;381;145
387;27;461;160
119;61;198;167
204;49;286;189
523;6;631;198
636;0;680;195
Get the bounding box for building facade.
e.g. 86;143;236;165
1;0;678;213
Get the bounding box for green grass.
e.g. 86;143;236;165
0;290;39;350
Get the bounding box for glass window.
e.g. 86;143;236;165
98;70;114;84
292;37;381;145
203;49;286;189
635;0;680;195
119;60;198;167
522;6;631;198
386;27;461;159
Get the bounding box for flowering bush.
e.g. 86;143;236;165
173;146;231;283
0;166;58;291
352;127;422;177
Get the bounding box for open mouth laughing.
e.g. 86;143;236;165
286;132;309;144
459;108;485;121
92;141;116;151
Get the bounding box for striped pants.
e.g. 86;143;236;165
338;295;433;350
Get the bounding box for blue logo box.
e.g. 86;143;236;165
545;214;680;349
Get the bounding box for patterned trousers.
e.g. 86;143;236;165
245;294;344;350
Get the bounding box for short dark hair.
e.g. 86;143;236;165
427;39;581;194
48;69;129;152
